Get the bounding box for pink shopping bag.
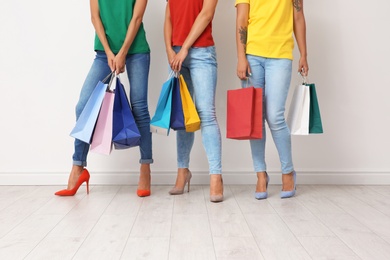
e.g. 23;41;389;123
90;75;116;155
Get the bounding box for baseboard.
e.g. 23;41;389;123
1;171;390;185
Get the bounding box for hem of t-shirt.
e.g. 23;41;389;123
94;47;151;55
172;45;215;48
172;39;215;48
246;51;293;60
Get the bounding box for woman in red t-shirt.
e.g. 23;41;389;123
164;0;223;202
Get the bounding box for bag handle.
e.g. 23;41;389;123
167;70;179;80
102;71;114;83
107;72;117;92
299;69;308;84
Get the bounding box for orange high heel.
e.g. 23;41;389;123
137;189;151;197
55;169;90;196
137;173;151;197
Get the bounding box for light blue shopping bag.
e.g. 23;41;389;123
70;73;113;143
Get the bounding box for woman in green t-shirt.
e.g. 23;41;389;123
55;0;153;197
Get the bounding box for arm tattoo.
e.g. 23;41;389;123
239;26;248;52
293;0;302;12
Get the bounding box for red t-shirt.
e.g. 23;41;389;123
168;0;214;47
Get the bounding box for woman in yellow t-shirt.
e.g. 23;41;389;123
235;0;308;199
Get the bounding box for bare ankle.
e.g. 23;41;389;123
140;164;151;175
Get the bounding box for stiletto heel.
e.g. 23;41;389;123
255;172;269;200
280;171;296;199
169;170;192;195
210;175;223;203
55;169;90;196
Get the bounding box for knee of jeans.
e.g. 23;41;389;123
266;110;286;130
132;104;150;125
198;110;217;126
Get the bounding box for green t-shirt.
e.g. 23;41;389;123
94;0;150;54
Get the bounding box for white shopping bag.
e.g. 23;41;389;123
287;84;310;135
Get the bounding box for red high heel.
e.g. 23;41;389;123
55;169;90;196
137;189;151;197
137;173;151;197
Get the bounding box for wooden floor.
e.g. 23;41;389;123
1;185;390;260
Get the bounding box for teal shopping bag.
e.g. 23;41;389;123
308;83;323;134
150;75;174;135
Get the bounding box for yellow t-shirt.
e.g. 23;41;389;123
235;0;294;60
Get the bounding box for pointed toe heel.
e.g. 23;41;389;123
254;191;268;200
210;194;223;203
137;189;151;197
210;175;223;203
55;169;90;196
137;173;151;197
255;172;269;200
280;171;296;199
169;171;192;195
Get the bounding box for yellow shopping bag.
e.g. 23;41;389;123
179;75;200;132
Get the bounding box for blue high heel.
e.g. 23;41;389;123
280;171;296;199
255;172;269;200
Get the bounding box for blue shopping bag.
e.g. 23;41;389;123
112;77;141;149
170;76;185;130
150;75;174;135
70;73;113;143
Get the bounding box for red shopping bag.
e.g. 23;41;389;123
226;86;263;140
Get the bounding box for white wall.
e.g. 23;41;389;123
0;0;389;185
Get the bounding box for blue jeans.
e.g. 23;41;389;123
243;55;293;174
173;46;222;174
73;51;153;166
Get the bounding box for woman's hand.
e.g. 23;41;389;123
298;56;309;76
169;48;188;72
237;57;251;80
113;52;127;74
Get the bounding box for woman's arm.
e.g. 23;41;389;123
169;0;218;72
90;0;115;71
114;0;148;74
293;0;309;76
236;3;250;80
164;2;176;66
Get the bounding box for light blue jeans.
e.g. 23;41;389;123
243;55;293;174
172;46;222;174
73;51;153;166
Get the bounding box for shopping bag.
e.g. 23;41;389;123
90;76;116;155
170;76;185;130
287;84;310;135
150;75;174;135
112;77;141;149
179;75;200;132
308;83;323;134
70;73;113;143
226;86;263;139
